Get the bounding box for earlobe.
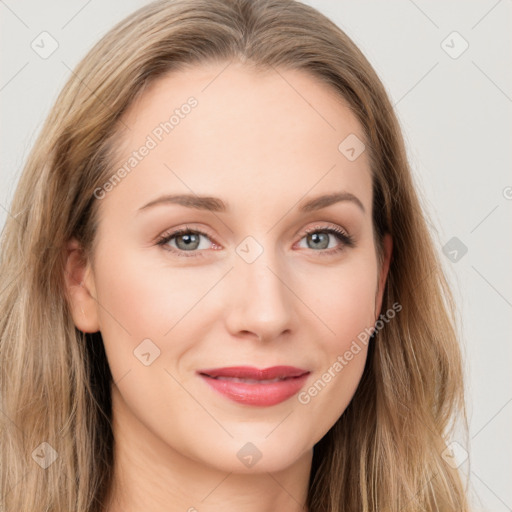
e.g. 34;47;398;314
64;238;100;333
374;233;393;319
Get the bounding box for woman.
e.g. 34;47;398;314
0;0;470;510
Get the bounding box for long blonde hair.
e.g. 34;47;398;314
0;0;470;510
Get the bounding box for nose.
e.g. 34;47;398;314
223;246;296;343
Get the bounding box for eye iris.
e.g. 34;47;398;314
176;232;200;250
308;232;329;249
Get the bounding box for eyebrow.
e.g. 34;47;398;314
137;191;365;214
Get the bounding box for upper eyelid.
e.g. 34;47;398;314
302;224;349;235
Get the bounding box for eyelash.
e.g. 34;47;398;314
156;224;355;258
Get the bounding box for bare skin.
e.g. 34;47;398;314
65;61;392;512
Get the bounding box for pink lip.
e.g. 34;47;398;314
197;366;310;406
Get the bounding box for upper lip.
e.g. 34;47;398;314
197;366;309;380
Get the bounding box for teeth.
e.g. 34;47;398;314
213;376;287;383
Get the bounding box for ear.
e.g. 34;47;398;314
374;233;393;320
63;238;100;333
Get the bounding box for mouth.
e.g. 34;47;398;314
196;366;310;406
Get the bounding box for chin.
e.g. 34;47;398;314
189;434;312;474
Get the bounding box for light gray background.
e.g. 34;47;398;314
1;1;511;510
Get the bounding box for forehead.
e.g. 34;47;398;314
106;62;372;216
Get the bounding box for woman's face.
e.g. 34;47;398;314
68;62;391;474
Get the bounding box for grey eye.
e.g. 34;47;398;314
174;232;202;251
306;232;330;250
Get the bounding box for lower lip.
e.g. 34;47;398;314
199;374;310;406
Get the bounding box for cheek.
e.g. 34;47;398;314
295;256;377;423
307;256;378;346
91;247;217;375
